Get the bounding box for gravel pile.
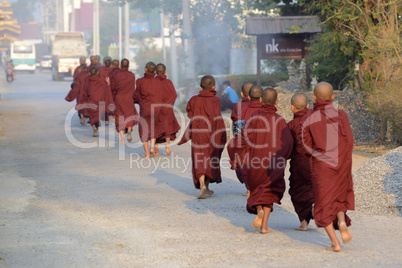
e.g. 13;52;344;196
275;89;380;143
353;146;402;216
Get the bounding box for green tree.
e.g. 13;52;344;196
302;0;402;143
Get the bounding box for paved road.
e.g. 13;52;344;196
0;72;401;267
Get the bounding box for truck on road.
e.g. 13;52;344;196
51;32;87;81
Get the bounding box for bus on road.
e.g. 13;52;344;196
10;42;36;73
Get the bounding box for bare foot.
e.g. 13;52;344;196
261;229;273;234
295;220;308;231
149;150;155;157
119;141;125;144
92;127;98;137
242;190;250;197
127;131;132;142
166;147;172;155
206;190;214;195
142;155;150;158
338;222;352;244
252;209;264;231
198;185;207;199
326;244;341;252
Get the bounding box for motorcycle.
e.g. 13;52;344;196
6;68;14;83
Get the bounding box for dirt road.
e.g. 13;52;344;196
0;73;401;267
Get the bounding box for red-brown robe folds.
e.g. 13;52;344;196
65;70;90;118
85;75;114;127
73;64;87;81
134;73;163;142
231;97;250;123
155;74;181;143
99;66;112;83
178;89;227;189
288;108;314;223
228;104;293;214
298;99;354;229
111;67;138;132
229;100;262;189
109;67;121;101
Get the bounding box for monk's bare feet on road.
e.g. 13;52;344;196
326;244;341;252
80;115;86;126
295;220;308;231
119;141;125;144
155;146;160;156
261;228;273;234
242;190;250;197
339;221;352;244
149;149;155;157
166;146;172;155
127;130;132;142
92;126;98;137
252;209;264;230
206;190;214;195
198;184;207;199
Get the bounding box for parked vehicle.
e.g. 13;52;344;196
10;42;36;73
40;55;52;71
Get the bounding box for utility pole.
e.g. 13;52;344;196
182;0;195;80
118;2;122;61
160;0;166;64
93;0;100;55
70;0;75;32
124;0;130;59
169;14;178;87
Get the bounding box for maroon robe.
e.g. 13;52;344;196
230;100;262;189
85;75;114;127
228;104;293;214
231;97;250;122
111;68;138;132
99;66;112;83
109;68;121;101
178;89;227;189
134;73;163;142
288;108;314;223
155;74;181;143
298;99;354;229
73;64;86;81
65;70;90;117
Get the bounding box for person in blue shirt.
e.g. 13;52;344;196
220;81;240;111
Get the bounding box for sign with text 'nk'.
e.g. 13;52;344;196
258;35;307;59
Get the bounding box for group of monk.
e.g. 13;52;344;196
65;56;180;158
180;76;354;252
65;57;354;252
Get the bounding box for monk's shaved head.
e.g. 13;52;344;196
156;63;166;75
241;82;254;97
89;66;98;76
291;93;308;110
261;88;278;105
145;62;156;73
121;58;129;68
79;56;86;65
249;85;262;101
314;82;334;100
104;56;112;67
200;75;215;90
112;59;119;68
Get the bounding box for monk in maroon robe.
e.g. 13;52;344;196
178;75;227;199
65;65;90;125
230;84;261;197
298;82;354;252
111;58;138;143
73;56;87;81
228;88;293;234
134;62;163;158
287;93;314;231
230;82;253;123
85;66;114;137
99;57;113;84
109;59;121;101
155;63;181;155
